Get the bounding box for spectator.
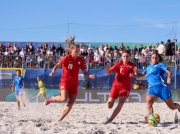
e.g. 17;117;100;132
6;42;12;52
157;41;166;55
165;39;173;56
26;55;33;68
23;44;29;53
28;42;35;53
0;43;4;54
133;81;139;90
19;48;25;58
113;50;120;63
37;54;44;68
138;53;146;69
4;48;9;55
138;81;144;89
131;45;138;55
99;53;107;68
93;50;101;68
138;45;143;53
12;43;18;52
56;44;64;55
26;48;33;55
86;53;93;69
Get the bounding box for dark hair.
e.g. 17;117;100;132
152;52;163;62
16;69;21;75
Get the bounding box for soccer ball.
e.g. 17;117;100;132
148;113;160;126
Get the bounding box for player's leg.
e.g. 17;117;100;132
160;86;180;111
108;96;127;122
16;94;20;110
42;93;47;102
37;92;41;104
107;85;119;109
45;90;69;105
58;94;76;121
145;95;158;122
107;98;115;109
19;91;26;107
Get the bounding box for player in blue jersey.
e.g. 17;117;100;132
137;53;180;123
12;70;26;110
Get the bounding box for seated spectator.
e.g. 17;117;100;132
26;48;33;55
86;53;93;69
113;50;120;63
93;50;101;68
19;48;25;58
138;53;146;69
37;54;44;68
35;47;41;56
133;81;139;90
99;53;107;68
4;48;10;56
50;43;56;53
26;55;33;68
138;81;144;89
105;49;113;64
12;43;18;52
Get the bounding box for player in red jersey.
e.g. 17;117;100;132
104;50;138;124
45;37;95;121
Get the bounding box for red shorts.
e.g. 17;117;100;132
109;85;130;99
59;82;78;95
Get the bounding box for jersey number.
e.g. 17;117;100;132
68;64;73;69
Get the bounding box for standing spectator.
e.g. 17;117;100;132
0;43;4;54
157;41;166;55
23;44;29;53
93;50;101;68
6;42;12;52
56;44;64;55
4;48;9;56
165;39;173;56
138;45;143;53
131;45;138;55
28;42;35;53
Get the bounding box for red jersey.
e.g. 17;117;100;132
110;60;137;89
59;55;86;83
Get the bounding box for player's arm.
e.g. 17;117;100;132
105;63;113;75
82;70;95;79
12;82;15;92
136;72;146;78
166;69;172;84
22;81;25;91
49;62;61;76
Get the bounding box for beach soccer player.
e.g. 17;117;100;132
45;37;95;121
12;70;26;110
104;50;138;124
36;76;47;104
136;53;180;123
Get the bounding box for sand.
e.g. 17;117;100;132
0;102;180;134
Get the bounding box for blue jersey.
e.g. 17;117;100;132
13;76;24;91
143;63;167;87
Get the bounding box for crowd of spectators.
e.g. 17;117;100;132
0;38;179;69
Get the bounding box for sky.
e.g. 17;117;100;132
0;0;179;43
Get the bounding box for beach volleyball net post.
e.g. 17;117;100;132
0;68;23;101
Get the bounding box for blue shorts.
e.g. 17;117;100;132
147;85;172;101
15;88;22;95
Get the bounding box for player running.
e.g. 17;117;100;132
136;53;180;123
45;37;95;121
12;70;26;110
36;76;47;104
104;50;138;124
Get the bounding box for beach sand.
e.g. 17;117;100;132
0;102;180;134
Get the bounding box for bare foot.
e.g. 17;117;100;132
144;116;148;123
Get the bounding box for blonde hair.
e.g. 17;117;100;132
65;36;79;52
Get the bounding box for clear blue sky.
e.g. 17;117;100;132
0;0;179;43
